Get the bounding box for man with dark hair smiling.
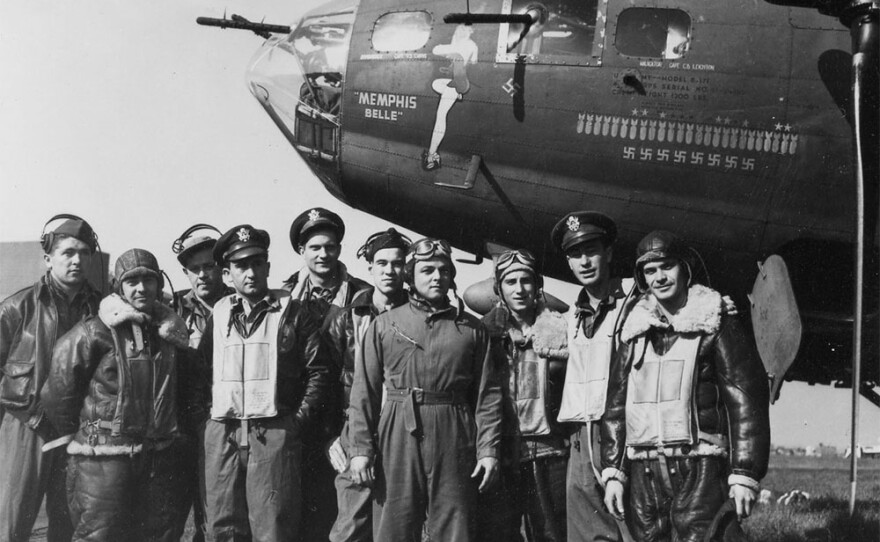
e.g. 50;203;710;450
348;237;502;541
198;224;330;542
325;228;411;542
0;214;101;542
601;230;770;542
42;248;194;542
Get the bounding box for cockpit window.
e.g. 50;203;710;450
615;9;691;59
496;0;603;65
288;11;354;77
372;12;433;52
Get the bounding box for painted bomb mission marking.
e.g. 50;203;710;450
575;107;799;173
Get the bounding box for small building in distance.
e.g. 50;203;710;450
844;445;880;459
0;241;109;300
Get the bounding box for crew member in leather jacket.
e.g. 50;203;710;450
0;215;100;542
42;248;198;542
601;231;770;542
478;249;569;542
197;224;330;542
282;207;368;540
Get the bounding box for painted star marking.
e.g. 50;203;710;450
715;116;722;123
723;117;731;125
659;112;667;119
641;109;648;116
785;124;792;132
742;120;750;127
774;123;783;131
632;108;639;116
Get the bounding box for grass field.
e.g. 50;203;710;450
29;455;880;541
742;455;880;541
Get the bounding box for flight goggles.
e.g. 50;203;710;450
406;238;452;263
495;249;537;272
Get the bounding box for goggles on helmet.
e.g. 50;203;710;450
406;238;452;264
495;249;537;273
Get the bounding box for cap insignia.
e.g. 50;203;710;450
566;216;580;232
308;209;321;222
236;228;251;242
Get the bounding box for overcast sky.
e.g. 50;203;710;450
1;0;877;450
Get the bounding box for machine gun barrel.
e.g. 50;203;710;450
443;13;534;24
196;16;291;38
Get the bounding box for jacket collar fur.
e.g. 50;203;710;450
621;284;721;343
483;305;568;359
98;294;189;348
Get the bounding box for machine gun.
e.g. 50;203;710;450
196;14;290;39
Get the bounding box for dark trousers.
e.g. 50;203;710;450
566;423;621;542
301;445;338;542
0;410;72;542
67;447;183;542
628;456;745;542
171;432;207;542
478;455;568;542
203;417;302;542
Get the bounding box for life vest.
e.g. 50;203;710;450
210;296;289;419
557;281;632;423
510;341;551;436
625;334;700;447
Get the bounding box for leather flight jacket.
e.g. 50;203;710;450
482;305;568;440
0;275;99;435
41;294;194;455
601;285;771;487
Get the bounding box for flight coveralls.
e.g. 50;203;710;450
41;293;198;542
478;305;569;542
0;275;99;542
558;278;633;542
283;263;369;540
348;297;502;542
601;284;770;542
198;291;330;542
324;287;407;542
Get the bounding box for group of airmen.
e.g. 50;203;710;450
0;208;771;542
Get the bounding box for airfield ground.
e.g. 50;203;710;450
28;455;879;541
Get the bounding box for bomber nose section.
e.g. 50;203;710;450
245;0;357;201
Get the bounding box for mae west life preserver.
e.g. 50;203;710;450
625;334;700;447
210;296;289;419
557;301;621;423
